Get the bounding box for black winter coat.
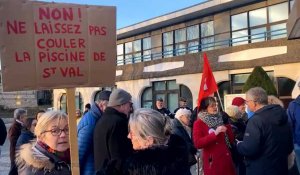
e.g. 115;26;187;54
16;142;71;175
237;104;293;175
8;121;22;162
171;119;197;166
122;134;191;175
156;108;174;119
0;117;7;146
16;130;35;149
94;107;133;174
228;118;246;141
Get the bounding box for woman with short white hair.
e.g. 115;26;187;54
123;108;191;175
16;110;71;175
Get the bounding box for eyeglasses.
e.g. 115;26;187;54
43;128;69;136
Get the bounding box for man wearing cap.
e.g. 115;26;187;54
77;90;111;175
174;97;193;114
155;98;174;119
288;82;300;172
232;97;248;122
94;88;133;175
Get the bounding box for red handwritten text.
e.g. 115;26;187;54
89;25;106;36
39;7;74;21
15;51;30;62
7;20;26;34
34;22;81;34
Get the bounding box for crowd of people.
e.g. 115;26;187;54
1;85;300;175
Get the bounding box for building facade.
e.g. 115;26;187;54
54;0;299;112
0;71;53;110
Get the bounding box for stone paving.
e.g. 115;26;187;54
0;137;10;175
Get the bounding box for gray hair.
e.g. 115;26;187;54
246;87;268;105
35;110;68;138
129;108;171;145
14;108;27;120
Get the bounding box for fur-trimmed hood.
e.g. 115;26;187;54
16;142;71;175
16;142;54;171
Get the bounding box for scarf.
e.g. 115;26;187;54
37;141;71;164
199;112;231;149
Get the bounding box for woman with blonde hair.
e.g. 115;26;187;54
16;111;71;175
268;95;284;108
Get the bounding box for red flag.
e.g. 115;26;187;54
197;53;218;110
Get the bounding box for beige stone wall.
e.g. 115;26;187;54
0;87;37;109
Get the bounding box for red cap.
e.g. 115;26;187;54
232;97;245;107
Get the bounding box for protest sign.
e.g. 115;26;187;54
0;0;116;91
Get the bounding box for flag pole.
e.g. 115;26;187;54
216;90;224;112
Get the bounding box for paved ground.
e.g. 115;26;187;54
0;138;10;175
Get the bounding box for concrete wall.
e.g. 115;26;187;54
52;62;300;110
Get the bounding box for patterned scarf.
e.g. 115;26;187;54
198;112;231;149
37;141;71;164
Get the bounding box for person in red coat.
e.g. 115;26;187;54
193;97;236;175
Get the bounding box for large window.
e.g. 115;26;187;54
231;2;289;46
251;27;267;43
143;37;152;61
201;21;214;51
231;71;275;93
163;31;174;58
133;40;142;63
269;3;288;39
59;92;83;113
117;44;124;65
175;28;187;56
117;38;152;65
249;8;267;43
124;42;133;64
187;25;199;53
141;87;152;108
270;23;287;39
268;3;288;23
60;93;67;113
249;8;267;27
277;77;295;107
162;21;214;56
141;80;193;112
231;12;248;46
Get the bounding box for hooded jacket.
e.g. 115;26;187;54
171;119;197;166
288;95;300;145
16;130;35;149
77;103;103;175
237;104;293;175
16;142;71;175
